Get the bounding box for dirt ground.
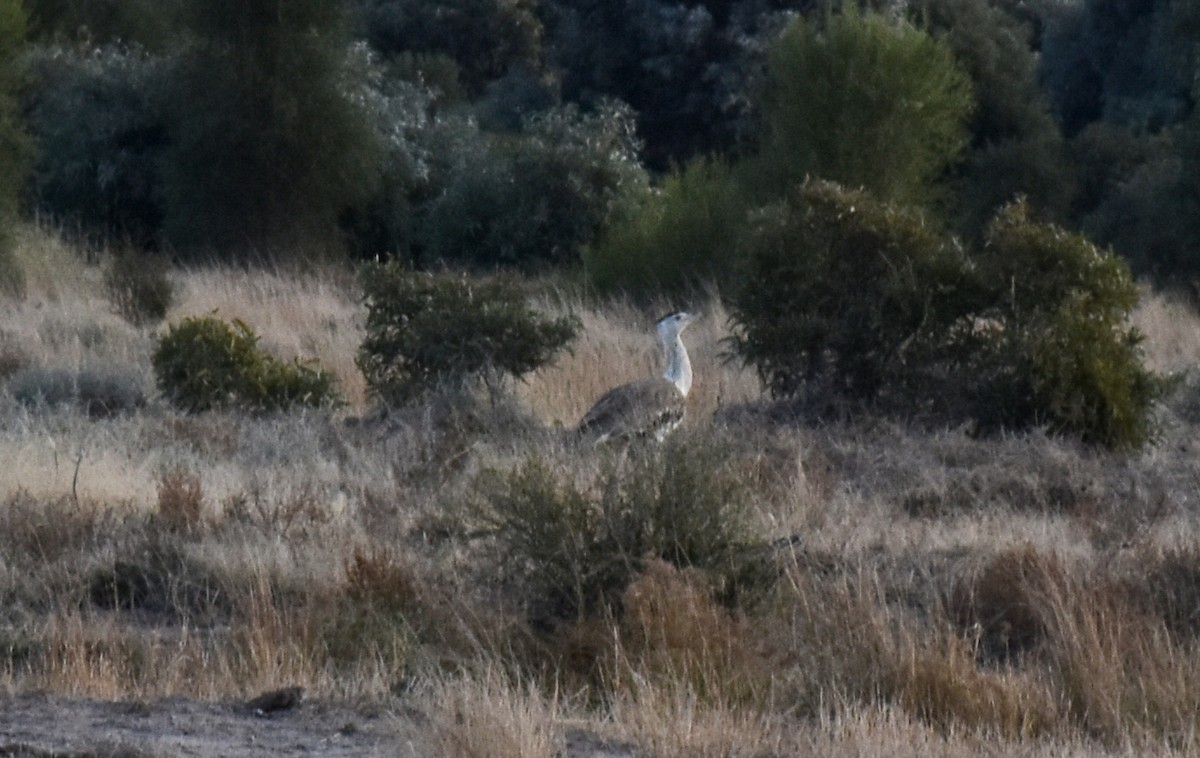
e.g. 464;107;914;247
0;693;429;757
0;693;634;758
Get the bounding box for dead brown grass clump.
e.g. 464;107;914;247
0;492;108;563
156;468;205;532
1040;572;1200;747
949;544;1068;662
425;666;563;758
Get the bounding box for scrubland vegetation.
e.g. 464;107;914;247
3;0;1200;755
2;227;1200;755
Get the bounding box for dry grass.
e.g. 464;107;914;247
7;224;1200;754
424;666;564;757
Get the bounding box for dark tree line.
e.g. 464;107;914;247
2;0;1198;282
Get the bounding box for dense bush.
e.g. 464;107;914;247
728;179;975;401
727;182;1160;448
357;263;578;404
475;435;772;623
22;44;166;247
0;0;30;295
160;0;383;258
415;101;648;269
753;8;973;208
584;157;748;296
152;315;340;413
971;200;1162;448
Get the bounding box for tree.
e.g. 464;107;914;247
543;0;792;170
24;0;180;50
1041;0;1195;136
0;0;30;295
23;44;166;247
160;0;383;259
917;0;1072;235
753;8;973;209
356;0;543;96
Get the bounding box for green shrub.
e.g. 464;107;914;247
726;184;1160;449
357;263;578;405
474;435;773;623
972;200;1162;448
152;314;340;413
103;248;174;325
754;8;973;208
728;179;976;401
584;157;748;296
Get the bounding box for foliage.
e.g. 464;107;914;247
356;0;543;95
357;263;578;404
728;179;974;401
24;0;180;50
1040;0;1196;136
584;157;749;296
0;0;30;296
152;314;341;413
416;101;648;269
727;182;1160;448
22;43;166;247
916;0;1072;235
475;435;772;623
543;0;789;169
754;8;973;208
103;248;174;326
160;0;383;258
972;200;1162;448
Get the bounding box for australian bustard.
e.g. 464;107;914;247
577;311;696;444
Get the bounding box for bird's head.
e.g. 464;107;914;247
656;311;696;338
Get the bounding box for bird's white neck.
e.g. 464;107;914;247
661;330;692;396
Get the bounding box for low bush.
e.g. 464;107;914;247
357;264;577;404
152;314;340;413
474;434;773;624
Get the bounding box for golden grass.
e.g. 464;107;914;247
7;226;1200;754
424;666;564;758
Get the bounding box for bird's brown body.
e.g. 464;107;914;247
576;312;696;445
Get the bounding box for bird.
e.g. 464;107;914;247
577;311;697;444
